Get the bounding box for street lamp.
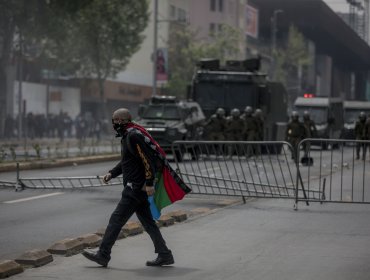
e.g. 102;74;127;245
152;0;158;97
270;9;283;80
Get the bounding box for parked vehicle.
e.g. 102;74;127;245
136;95;206;161
341;100;370;139
188;58;288;142
294;96;344;149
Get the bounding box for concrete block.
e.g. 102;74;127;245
96;227;126;240
167;210;188;222
215;199;240;206
47;238;84;256
121;221;144;237
77;233;102;248
189;207;211;217
0;260;24;279
95;227;106;237
158;214;175;227
15;249;53;267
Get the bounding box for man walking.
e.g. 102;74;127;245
82;108;189;267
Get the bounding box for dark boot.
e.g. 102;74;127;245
146;252;174;266
82;249;110;267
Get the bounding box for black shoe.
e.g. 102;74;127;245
146;253;174;266
82;249;110;267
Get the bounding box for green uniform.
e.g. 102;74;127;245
286;119;306;161
303;118;317;157
226;116;244;140
206;115;227;141
355;118;366;159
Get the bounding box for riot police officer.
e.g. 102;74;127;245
226;108;244;140
242;106;258;141
242;106;258;156
205;108;227;141
254;108;264;141
286;111;306;161
302;111;317;157
226;108;244;157
355;112;367;160
363;115;370;160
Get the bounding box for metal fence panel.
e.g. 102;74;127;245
171;141;312;202
297;138;370;205
19;176;123;189
0;180;17;188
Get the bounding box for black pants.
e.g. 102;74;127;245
99;187;170;258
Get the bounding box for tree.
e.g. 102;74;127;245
273;25;312;97
274;25;311;109
67;0;149;118
165;24;242;98
0;0;149;132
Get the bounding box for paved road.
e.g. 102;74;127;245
1;146;369;264
0;160;240;260
9;198;370;280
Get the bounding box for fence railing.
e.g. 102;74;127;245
4;139;370;209
297;138;370;205
171;141;313;205
18;176;123;189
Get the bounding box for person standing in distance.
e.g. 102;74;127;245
82;108;174;267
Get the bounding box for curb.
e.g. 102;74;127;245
0;260;23;279
14;249;53;268
0;154;121;173
0;197;244;278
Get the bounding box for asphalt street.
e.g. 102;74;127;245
8;198;370;280
0;160;241;260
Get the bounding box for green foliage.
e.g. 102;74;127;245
274;24;311;85
9;146;17;161
0;147;7;163
165;24;242;98
32;143;41;159
1;0;150;118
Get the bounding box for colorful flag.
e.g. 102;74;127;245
126;123;191;219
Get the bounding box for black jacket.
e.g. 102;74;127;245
109;130;158;190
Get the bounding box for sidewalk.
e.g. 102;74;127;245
0;137;120;173
6;199;370;280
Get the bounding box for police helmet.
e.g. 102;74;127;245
303;110;310;120
291;111;299;120
244;106;253;114
216;108;225;117
231;108;240;117
359;111;366;120
255;108;262;117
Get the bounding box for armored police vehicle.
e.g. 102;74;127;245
341;100;370;139
136;95;206;161
188;58;288;141
294;96;344;148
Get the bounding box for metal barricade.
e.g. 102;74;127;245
297;138;370;206
171;141;313;204
18;176;123;189
0;180;17;188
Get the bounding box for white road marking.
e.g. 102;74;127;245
3;192;64;204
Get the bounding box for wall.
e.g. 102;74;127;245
12;81;81;118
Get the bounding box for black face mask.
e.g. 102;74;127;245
112;122;128;137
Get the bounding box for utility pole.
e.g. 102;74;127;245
152;0;158;97
17;32;23;140
270;9;283;80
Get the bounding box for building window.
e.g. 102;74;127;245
210;0;216;11
177;8;186;22
218;24;223;32
209;23;215;34
218;0;223;12
170;5;176;19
